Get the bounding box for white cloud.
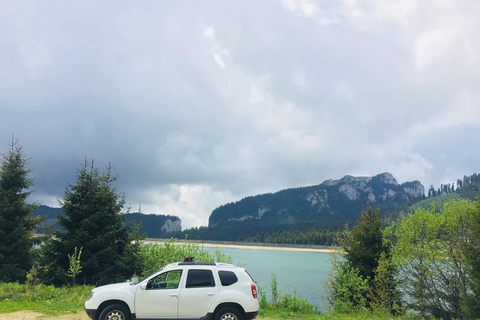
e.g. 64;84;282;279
203;25;215;37
282;0;297;12
300;0;318;16
139;185;235;229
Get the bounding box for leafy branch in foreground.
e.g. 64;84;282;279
66;247;83;286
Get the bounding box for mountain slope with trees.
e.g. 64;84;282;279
170;173;425;243
209;172;424;229
411;172;480;211
33;205;182;238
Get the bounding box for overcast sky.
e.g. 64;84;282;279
1;0;479;228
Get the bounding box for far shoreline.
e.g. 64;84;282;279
143;238;337;253
34;234;337;253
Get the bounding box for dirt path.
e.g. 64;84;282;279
0;311;89;320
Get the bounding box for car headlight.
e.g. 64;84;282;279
87;291;94;301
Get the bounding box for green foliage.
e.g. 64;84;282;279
341;208;385;283
66;247;83;286
328;208;398;315
42;160;139;286
279;290;318;314
258;286;269;309
0;139;42;283
326;256;368;314
461;197;480;318
410;192;460;212
0;282;93;315
271;273;279;305
392;199;476;319
368;252;398;313
139;239;233;277
260;274;318;317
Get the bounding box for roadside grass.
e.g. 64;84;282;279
260;309;415;320
0;283;93;315
0;283;416;320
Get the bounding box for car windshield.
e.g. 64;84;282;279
130;266;165;285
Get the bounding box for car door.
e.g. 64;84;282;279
135;269;183;318
177;269;220;318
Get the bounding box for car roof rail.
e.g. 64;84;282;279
178;262;216;266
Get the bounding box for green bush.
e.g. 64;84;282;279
329;262;368;313
279;290;318;314
260;274;318;316
139;239;233;277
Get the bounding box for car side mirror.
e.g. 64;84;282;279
140;283;147;290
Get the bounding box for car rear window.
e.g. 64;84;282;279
186;269;215;288
218;271;238;286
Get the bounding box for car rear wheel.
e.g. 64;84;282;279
215;307;243;320
99;304;130;320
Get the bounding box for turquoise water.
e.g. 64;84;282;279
205;247;332;311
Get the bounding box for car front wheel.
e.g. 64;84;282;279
214;307;243;320
98;304;130;320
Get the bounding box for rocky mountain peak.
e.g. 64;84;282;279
375;172;398;185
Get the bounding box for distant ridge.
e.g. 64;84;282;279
208;172;425;229
33;205;182;237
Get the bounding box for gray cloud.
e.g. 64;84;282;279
1;0;479;228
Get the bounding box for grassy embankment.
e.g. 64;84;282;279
0;283;415;320
0;283;92;316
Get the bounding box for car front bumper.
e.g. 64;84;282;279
85;308;96;320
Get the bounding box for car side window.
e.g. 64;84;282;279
185;269;215;288
218;271;238;286
147;270;182;290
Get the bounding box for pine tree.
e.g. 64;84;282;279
342;207;385;282
0;139;41;282
42;159;137;285
368;251;398;313
457;179;463;189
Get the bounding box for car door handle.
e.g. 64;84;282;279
170;294;178;298
207;293;215;296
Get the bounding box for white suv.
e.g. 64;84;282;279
84;262;259;320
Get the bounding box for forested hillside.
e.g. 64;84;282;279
411;179;480;212
171;173;425;244
33;205;181;238
209;172;424;228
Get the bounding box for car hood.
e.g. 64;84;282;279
93;282;135;293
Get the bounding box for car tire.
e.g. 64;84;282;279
98;304;130;320
214;307;243;320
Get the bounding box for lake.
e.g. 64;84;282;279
205;246;332;311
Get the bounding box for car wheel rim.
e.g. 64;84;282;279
220;312;238;320
106;310;124;320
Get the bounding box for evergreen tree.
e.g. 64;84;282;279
342;208;385;282
42;160;137;285
0;139;41;282
368;252;398;312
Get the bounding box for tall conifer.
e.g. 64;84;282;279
43;160;136;285
0;139;40;282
